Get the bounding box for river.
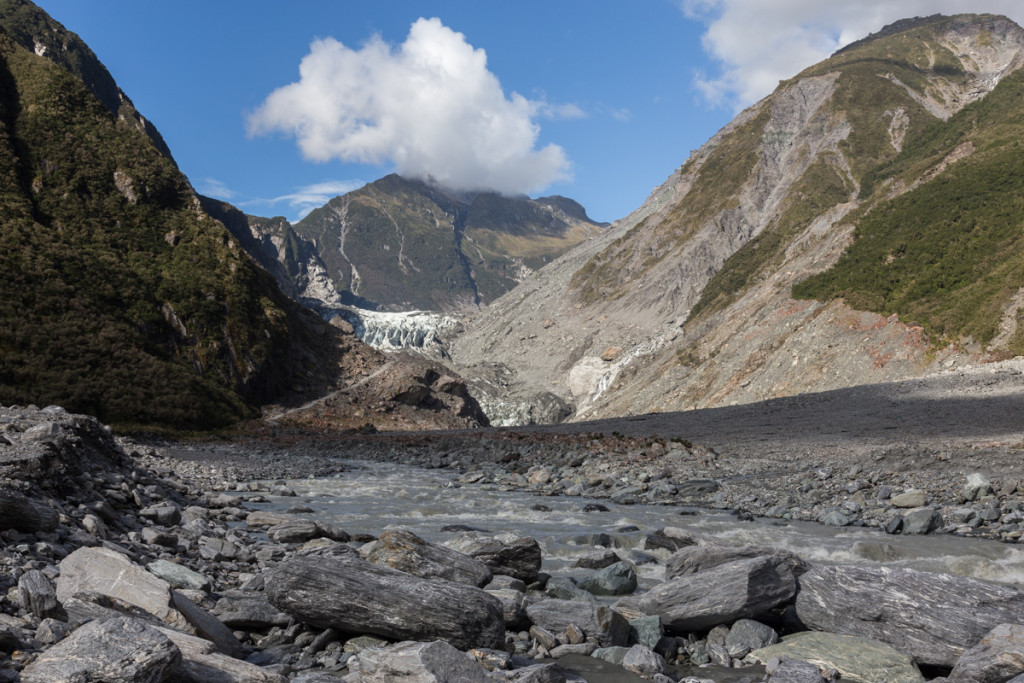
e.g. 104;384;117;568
240;459;1024;681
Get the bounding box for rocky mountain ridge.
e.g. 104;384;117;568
223;173;606;314
447;13;1024;423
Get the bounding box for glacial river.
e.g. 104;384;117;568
242;460;1024;681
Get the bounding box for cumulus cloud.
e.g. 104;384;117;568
247;18;572;196
681;0;1024;109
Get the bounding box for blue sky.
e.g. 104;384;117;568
38;1;1024;224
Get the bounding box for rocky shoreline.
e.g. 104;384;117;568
3;403;1024;682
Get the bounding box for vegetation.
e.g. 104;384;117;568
0;26;323;430
794;65;1024;353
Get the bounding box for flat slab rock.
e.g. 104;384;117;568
20;617;180;683
348;639;489;682
751;631;924;683
795;564;1024;667
266;546;506;650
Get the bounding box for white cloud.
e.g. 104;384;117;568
247;17;572;196
681;0;1024;109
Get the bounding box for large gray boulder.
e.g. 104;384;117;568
948;623;1024;683
20;617;181;683
443;532;542;583
56;546;190;631
265;547;506;650
366;529;492;587
525;598;629;647
577;560;637;596
633;556;796;632
665;543;810;579
347;640;489;682
796;564;1024;667
751;631;924;683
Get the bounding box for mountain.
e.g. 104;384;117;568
0;1;486;432
448;14;1024;423
228;174;606;313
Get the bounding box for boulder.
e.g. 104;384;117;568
56;546;189;631
575;549;621;569
265;547;506;650
752;631;924;683
0;488;58;532
964;473;994;502
525;598;629;647
726;619;778;658
665;543;811;579
901;508;943;535
348;640;489;682
948;623;1024;683
443;532;542;583
18;569;65;620
890;490;927;508
20;617;181;683
795;564;1024;667
621;644;666;677
578;561;637;596
366;529;492;587
633;556;796;632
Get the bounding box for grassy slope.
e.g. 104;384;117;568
793;64;1024;351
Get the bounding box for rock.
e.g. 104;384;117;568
901;508;943;534
964;473;994;502
622;644;666;677
752;631;924;682
213;591;292;629
530;624;559;651
170;590;246;659
632;556;796;632
140;503;181;526
245;511;295;527
628;615;663;649
545;576;596;602
0;627;21;653
19;617;181;683
443;532;542;583
18;569;65;620
504;662;567;682
36;618;74;645
578;561;637;596
795;564;1024;667
266;520;321;543
725;619;778;658
156;626;286;683
141;527;178;547
348;640;489;682
525;598;629;647
147;559;213;592
767;659;831;683
486;588;529;630
575;550;621;569
265;547;506;650
550;642;597;657
56;546;189;631
366;529;492;587
0;488;59;532
665;543;810;579
592;646;630;665
819;509;854;526
948;623;1024;683
890;490;927;508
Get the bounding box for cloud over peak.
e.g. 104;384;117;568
682;0;1024;110
247;18;571;196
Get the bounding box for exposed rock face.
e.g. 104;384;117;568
447;14;1024;425
795;564;1024;666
